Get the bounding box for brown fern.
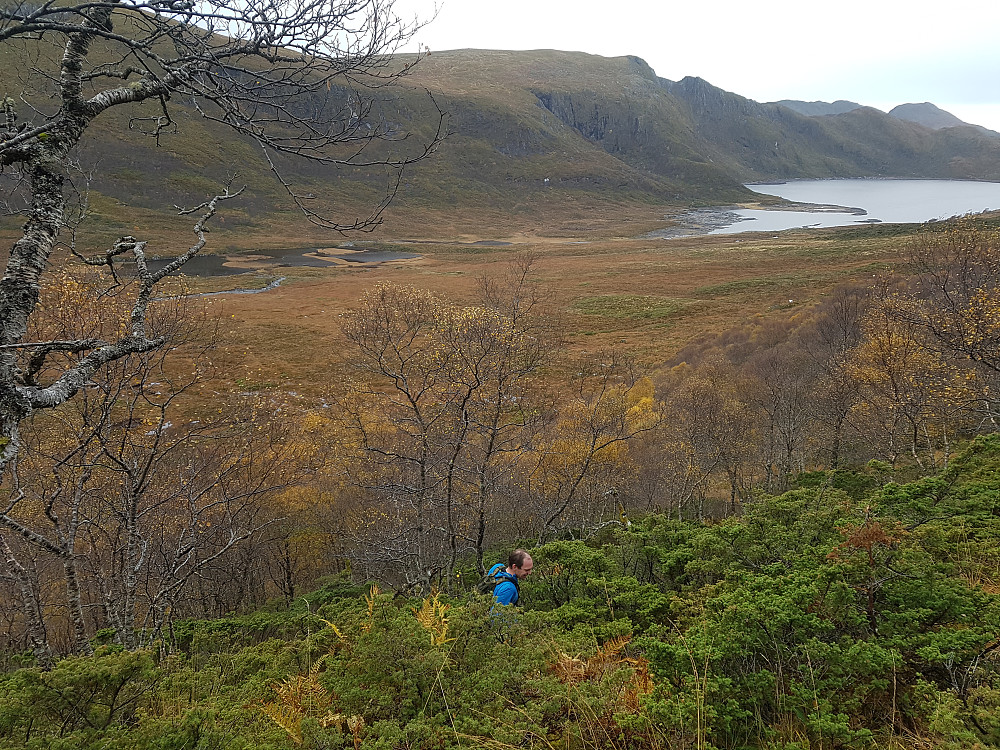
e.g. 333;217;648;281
412;591;455;646
260;665;335;742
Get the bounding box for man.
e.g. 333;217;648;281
487;549;533;606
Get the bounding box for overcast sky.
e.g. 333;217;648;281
395;0;1000;131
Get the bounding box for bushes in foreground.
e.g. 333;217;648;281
2;437;999;749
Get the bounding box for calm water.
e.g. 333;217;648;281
710;179;1000;234
146;247;419;277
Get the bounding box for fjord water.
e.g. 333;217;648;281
711;179;1000;234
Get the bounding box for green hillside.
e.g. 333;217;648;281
8;44;1000;247
4;14;1000;747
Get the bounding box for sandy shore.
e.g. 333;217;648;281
646;202;867;239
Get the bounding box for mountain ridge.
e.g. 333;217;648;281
774;98;998;137
399;51;1000;193
773;100;864;117
9;46;1000;243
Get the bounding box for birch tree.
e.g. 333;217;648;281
0;0;442;479
0;271;299;660
340;278;548;589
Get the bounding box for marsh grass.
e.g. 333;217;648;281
573;295;689;320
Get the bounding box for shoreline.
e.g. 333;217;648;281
645;201;868;239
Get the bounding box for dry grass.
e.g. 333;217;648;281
201;214;904;395
1;201;909;401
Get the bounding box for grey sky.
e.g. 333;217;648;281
396;0;1000;131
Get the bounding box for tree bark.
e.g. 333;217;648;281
0;533;52;668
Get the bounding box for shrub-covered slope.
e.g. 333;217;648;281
2;435;997;749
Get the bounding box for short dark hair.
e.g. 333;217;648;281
508;548;530;568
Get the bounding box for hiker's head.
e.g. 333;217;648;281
507;549;533;580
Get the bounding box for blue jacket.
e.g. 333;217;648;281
488;563;520;606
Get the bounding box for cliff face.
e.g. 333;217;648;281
527;85;740;198
533;90;641;147
664;76;770;121
403;52;1000;198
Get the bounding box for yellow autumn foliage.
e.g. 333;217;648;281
412;591;455;647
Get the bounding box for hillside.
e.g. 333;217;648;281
3;14;1000;747
775;98;1000;138
7;46;1000;246
394;51;1000;207
4;433;999;749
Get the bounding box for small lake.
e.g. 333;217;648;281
146;247;420;277
710;179;1000;234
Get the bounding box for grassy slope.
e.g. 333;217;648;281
13;41;1000;252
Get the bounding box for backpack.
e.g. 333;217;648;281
476;563;520;603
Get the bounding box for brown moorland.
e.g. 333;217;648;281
180;208;911;397
0;189;934;404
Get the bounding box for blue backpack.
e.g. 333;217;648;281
477;563;519;604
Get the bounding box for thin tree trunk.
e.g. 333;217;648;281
63;556;92;655
0;534;51;668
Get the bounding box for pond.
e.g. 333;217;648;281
145;246;420;277
709;179;1000;234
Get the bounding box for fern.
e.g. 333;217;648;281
260;672;334;744
362;583;380;633
412;591;455;646
261;702;304;745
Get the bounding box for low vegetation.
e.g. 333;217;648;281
0;437;997;749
